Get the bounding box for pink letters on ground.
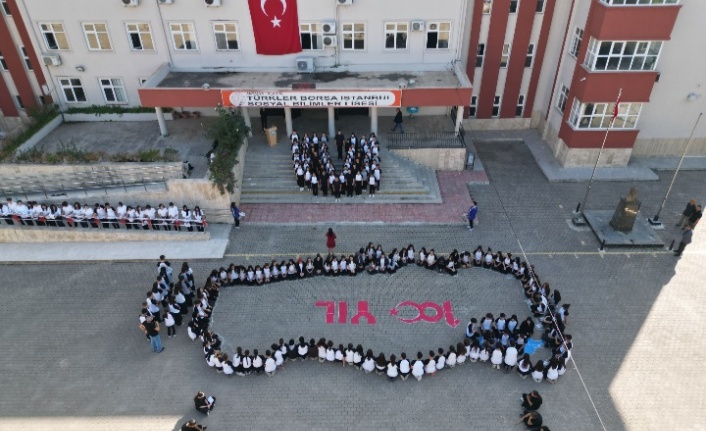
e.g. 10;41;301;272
316;300;459;328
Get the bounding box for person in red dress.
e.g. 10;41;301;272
326;228;337;256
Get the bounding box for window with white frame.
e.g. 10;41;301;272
39;23;69;50
300;23;323;50
516;95;525;117
58;78;87;103
1;0;10;16
556;84;569;113
385;22;408;50
213;22;239;51
536;0;545;12
0;51;8;71
569;98;642;129
342;23;365;50
483;0;492;14
99;78;127;104
15;95;24;110
584;38;662;71
510;0;518;13
169;23;198;51
126;23;155;51
20;46;32;70
469;96;477;117
569;27;583;58
83;23;112;51
526;44;535;67
426;22;450;49
476;44;485;67
500;44;511;68
600;0;679;5
492;96;501;117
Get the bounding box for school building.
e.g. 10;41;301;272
1;0;704;167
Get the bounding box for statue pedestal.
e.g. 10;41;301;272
609;197;641;232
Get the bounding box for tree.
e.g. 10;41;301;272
204;106;250;194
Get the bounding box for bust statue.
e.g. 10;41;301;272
626;187;638;202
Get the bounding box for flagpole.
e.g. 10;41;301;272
648;112;703;227
575;88;622;224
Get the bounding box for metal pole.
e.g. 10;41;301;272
579;117;614;217
649;112;703;224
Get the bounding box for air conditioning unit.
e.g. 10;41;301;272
337;0;353;5
296;57;315;73
323;35;337;48
411;21;425;32
158;0;173;4
204;0;221;6
42;53;62;66
122;0;139;6
322;21;336;35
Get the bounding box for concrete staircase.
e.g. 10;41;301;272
240;139;441;204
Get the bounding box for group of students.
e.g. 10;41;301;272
291;130;382;200
518;391;551;430
1;197;206;231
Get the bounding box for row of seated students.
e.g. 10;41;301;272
291;131;382;199
2;197;206;231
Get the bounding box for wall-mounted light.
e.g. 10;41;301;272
75;65;85;72
687;92;701;102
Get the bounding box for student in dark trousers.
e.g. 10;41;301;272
335;130;345;160
230;202;241;229
676;199;697;228
260;108;268;132
467;201;478;231
674;226;693;256
392;108;404;133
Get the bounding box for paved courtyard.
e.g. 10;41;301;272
0;138;705;430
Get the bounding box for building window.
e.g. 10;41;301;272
213;22;239;51
169;23;198;51
510;0;519;13
83;23;112;51
1;0;10;16
569;27;583;58
600;0;679;5
536;0;545;12
492;96;501;117
99;78;127;104
20;46;32;70
516;95;525;117
39;95;47;105
39;23;70;50
483;0;492;14
556;84;569;113
584;38;662;71
299;23;323;50
342;23;365;50
58;78;87;103
469;96;477;117
569;98;642;129
475;44;485;67
500;44;511;68
525;44;535;68
385;22;408;50
126;23;154;51
426;22;450;49
15;95;24;110
0;51;7;71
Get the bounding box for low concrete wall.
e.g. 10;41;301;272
390;148;466;171
464;118;532;131
0;225;208;243
63;112;174;122
0;162;182;178
632;137;706;157
14;115;64;154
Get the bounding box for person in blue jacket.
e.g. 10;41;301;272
230;202;241;229
467;201;478;231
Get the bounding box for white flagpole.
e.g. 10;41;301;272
578;88;622;219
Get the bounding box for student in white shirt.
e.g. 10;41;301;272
455;342;467;366
446;346;457;368
252;349;264;375
412;352;425;381
164;312;176;338
504;341;519;373
325;341;336;362
156;204;168;230
362;350;375;373
398;352;411;381
181;206;193;231
386;355;399;382
167;202;178;230
264;351;277;377
531;361;545;383
424;351;437;376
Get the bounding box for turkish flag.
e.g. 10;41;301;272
248;0;302;55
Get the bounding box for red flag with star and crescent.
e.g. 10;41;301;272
248;0;302;55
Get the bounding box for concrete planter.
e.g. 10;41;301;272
63;112;173;122
14;114;64;154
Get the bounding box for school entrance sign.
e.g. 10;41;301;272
222;90;402;108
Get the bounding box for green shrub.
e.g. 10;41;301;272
205;107;250;194
0;105;59;161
